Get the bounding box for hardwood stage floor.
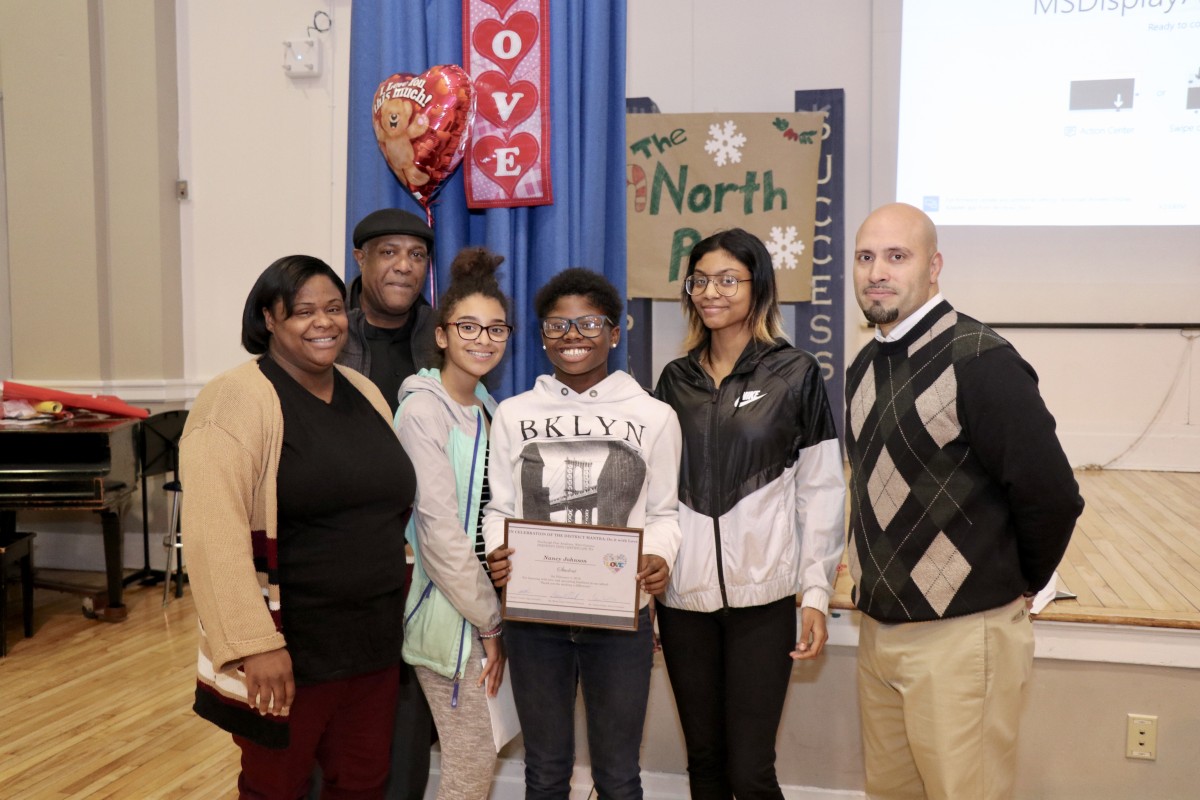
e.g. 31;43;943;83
1;470;1197;798
1040;469;1200;628
831;470;1200;628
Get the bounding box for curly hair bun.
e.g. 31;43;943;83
449;246;504;284
437;247;512;334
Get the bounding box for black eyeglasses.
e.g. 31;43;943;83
684;275;752;297
445;321;513;342
541;315;613;339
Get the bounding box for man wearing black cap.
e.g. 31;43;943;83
329;208;436;800
339;207;439;414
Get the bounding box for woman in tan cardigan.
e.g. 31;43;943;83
181;255;416;798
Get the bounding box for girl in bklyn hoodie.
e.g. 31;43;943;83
395;247;513;800
481;268;682;800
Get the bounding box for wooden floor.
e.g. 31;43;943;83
832;469;1200;629
1;470;1198;798
1041;469;1200;628
0;578;239;799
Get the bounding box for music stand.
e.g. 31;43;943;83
128;410;187;586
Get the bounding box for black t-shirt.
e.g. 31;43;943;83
364;317;416;414
259;356;415;684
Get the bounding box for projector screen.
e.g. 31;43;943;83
875;0;1200;322
897;0;1200;227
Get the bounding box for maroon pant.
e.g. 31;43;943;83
234;665;400;800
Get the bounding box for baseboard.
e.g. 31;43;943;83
425;753;866;800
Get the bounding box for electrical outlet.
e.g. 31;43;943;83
1126;714;1157;760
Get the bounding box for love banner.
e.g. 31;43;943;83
626;112;824;301
463;0;552;208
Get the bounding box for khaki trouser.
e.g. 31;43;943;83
857;596;1034;800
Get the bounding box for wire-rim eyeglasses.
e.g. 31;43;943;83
684;275;752;297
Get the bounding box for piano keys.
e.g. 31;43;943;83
0;416;140;621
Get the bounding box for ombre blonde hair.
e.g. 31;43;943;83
680;228;784;353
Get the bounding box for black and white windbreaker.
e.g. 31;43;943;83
654;338;845;614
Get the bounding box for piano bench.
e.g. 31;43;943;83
0;530;36;657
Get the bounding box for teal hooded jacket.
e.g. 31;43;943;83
395;369;502;685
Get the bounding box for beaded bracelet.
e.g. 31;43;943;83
478;625;503;640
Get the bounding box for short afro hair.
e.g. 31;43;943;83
533;268;622;323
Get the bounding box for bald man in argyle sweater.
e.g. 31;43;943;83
845;204;1084;800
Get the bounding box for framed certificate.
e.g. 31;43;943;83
502;518;644;630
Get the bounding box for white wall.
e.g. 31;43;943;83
169;0;1199;470
177;0;353;386
10;0;356;573
0;85;11;379
9;2;1197;796
628;0;1200;472
19;0;1192;571
627;0;875;406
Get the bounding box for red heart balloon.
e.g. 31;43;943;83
474;70;538;131
371;65;476;208
471;12;539;79
471;132;540;197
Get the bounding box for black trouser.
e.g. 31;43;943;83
656;595;796;800
383;662;434;800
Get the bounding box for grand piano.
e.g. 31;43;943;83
0;416;140;621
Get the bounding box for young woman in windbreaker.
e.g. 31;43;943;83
482;268;683;800
394;248;511;800
653;229;846;800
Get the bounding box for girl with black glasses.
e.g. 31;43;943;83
481;268;682;800
394;247;513;800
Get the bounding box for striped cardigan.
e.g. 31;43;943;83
180;358;393;748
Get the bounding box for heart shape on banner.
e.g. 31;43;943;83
472;132;539;197
480;0;519;16
475;70;538;130
472;11;539;79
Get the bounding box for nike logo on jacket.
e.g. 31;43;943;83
732;390;767;408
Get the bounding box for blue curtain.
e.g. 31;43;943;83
346;0;628;400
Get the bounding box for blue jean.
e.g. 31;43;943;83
505;606;654;800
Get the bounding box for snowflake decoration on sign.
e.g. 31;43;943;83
766;226;805;270
704;120;746;167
